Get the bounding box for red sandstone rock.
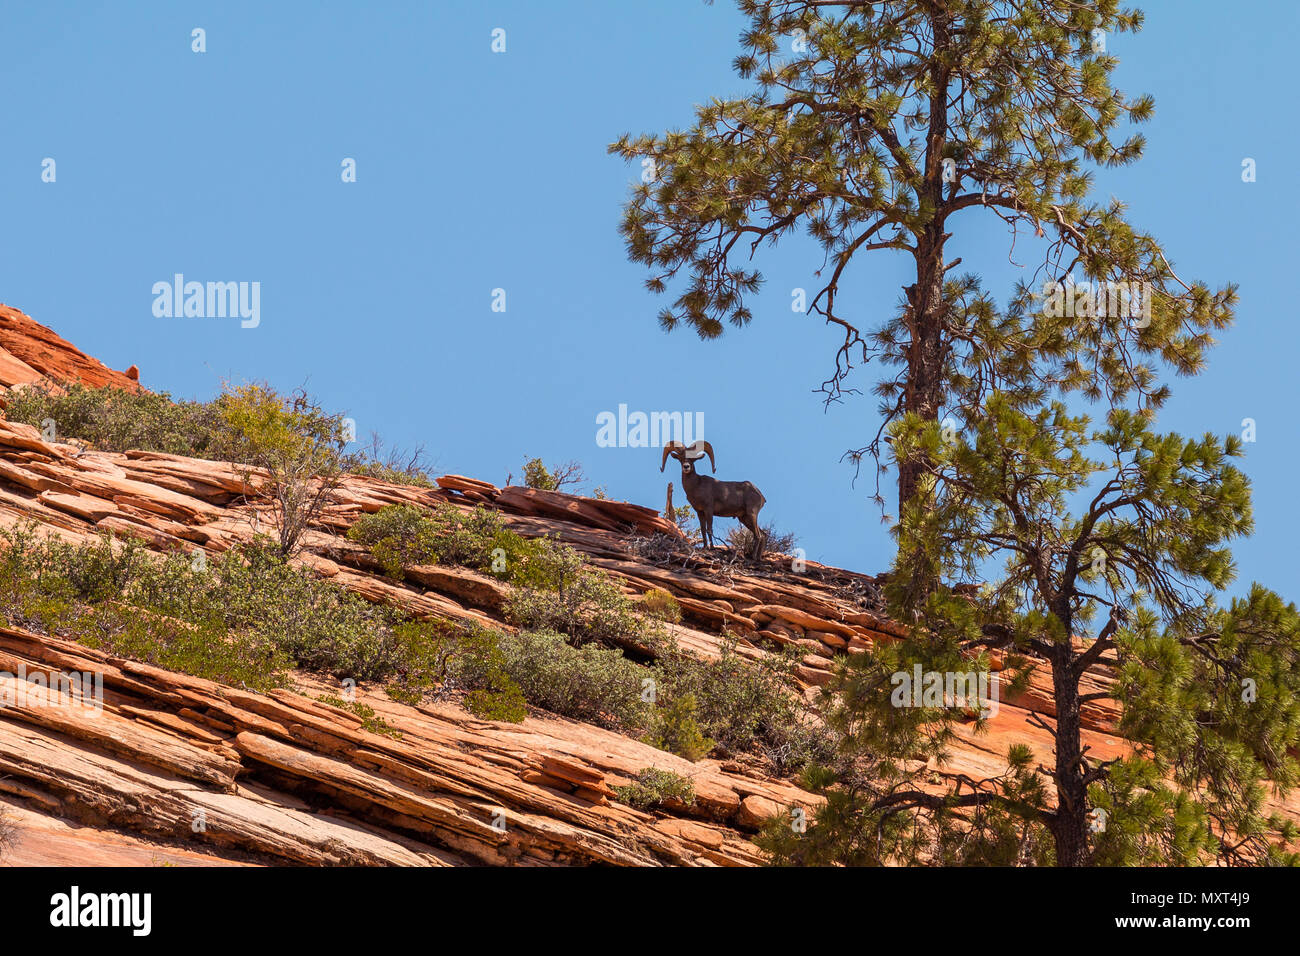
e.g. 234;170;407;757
0;309;1287;868
0;305;143;391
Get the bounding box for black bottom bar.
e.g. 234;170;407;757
0;865;1282;942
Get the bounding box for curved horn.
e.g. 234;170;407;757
660;441;685;472
692;440;716;473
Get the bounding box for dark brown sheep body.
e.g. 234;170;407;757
660;440;766;559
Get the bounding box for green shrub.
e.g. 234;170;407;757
613;768;696;810
465;682;529;723
440;623;529;722
640;587;682;623
201;545;399;680
426;505;554;583
4;382;229;456
0;526;395;685
503;543;652;647
448;626;648;729
68;600;288;692
499;629;648;726
424;504;511;568
218;383;352;558
315;695;403;739
500;533;583;592
45;532;149;605
348;503;551;585
646;693;714;762
670;504;699;543
379;620;456;705
0;524;73;626
518;457;584;492
654;637;833;774
347;505;441;579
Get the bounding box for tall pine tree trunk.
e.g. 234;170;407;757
898;228;947;515
899;5;951;517
893;228;948;618
1048;648;1090;866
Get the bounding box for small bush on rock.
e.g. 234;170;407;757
614;768;697;810
654;636;833;774
447;626;648;729
640;587;682;623
646;693;714;762
346;505;441;579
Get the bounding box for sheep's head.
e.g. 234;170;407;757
660;440;715;475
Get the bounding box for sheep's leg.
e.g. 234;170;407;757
742;513;764;560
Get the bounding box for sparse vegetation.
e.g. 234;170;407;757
352;460;434;488
7;378;432;493
655;636;832;775
315;695;404;739
5;382;230;456
0;527;290;690
502;543;654;648
0;807;16;860
0;497;826;776
645;693;713;762
219;384;351;558
624;532;698;565
347;503;556;587
726;523;797;556
639;587;682;623
8;381;358;559
450;627;647;729
514;456;585;492
614;768;696;811
344;510;814;762
0;525;396;689
351;432;434;488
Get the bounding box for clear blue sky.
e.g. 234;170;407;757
1;1;1295;597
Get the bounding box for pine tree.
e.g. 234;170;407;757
611;0;1233;516
614;1;1300;866
761;393;1300;865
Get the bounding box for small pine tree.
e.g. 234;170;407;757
764;397;1300;866
518;457;585;492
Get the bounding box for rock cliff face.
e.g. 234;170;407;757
0;303;1292;866
0;414;833;866
0;306;142;391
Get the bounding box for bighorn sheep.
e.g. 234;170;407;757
660;440;766;559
